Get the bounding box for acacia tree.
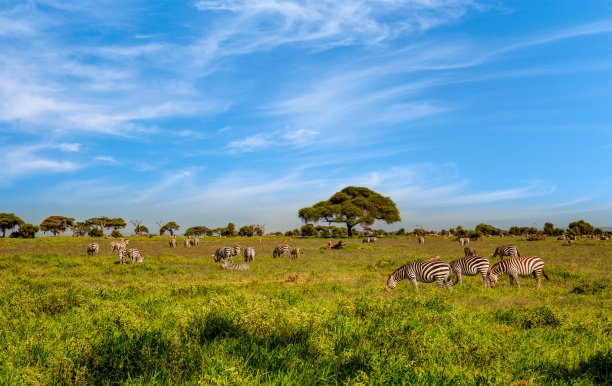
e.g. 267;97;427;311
160;221;180;236
185;226;211;236
298;186;401;237
40;216;74;236
84;217;111;237
0;213;24;237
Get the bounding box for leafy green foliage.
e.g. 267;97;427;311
567;219;595;236
110;229;123;238
298;186;401;236
0;213;24;237
9;223;39;238
239;225;254;237
185;225;210;236
39;215;74;236
160;221;180;236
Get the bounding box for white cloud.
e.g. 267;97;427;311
58;143;81;152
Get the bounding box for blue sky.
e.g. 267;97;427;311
1;0;611;234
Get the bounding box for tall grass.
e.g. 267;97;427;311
0;236;610;384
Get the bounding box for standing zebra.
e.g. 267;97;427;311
214;246;233;262
363;236;377;243
460;237;470;246
221;260;250;270
290;248;303;259
449;255;491;287
184;237;191;247
231;245;242;257
418;236;425;245
273;244;291;258
191;237;199;246
117;248;128;265
169;236;177;248
487;256;549;288
385;259;453;292
492;245;520;261
128;248;143;263
464;246;476;257
110;241;122;251
86;242;100;256
244;246;255;262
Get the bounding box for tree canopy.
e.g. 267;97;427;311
0;213;24;237
160;222;180;236
298;186;401;236
40;216;74;236
185;226;211;236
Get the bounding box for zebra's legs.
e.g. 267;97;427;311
410;277;419;291
511;273;520;288
533;271;541;287
481;273;489;288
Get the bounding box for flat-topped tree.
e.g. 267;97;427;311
84;217;111;237
0;213;24;237
298;186;401;237
40;216;74;236
160;222;180;236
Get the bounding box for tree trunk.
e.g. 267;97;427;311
346;223;353;237
1;229;5;238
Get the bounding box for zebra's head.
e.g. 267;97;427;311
487;270;498;287
385;276;397;292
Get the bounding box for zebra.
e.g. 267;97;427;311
128;248;143;263
214;247;233;262
221;260;250;270
120;237;129;246
459;237;470;246
449;255;491;287
363;236;377;243
191;237;199;246
418;236;425;245
86;242;99;256
385;258;453;292
231;245;242;257
464;246;476;257
169;237;177;248
273;244;291;258
290;247;303;259
117;248;128;265
110;241;122;251
487;256;549;288
492;245;520;261
244;246;255;262
184;237;192;247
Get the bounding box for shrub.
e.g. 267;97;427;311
110;230;123;238
88;228;103;237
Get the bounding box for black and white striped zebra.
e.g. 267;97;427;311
110;241;123;251
231;245;242;257
459;237;470;246
492;245;520;260
418;236;425;245
128;248;143;263
244;246;255;262
363;236;377;243
290;247;303;259
221;260;250;270
385;258;453;292
214;247;233;262
464;246;476;257
191;237;199;246
169;237;177;248
86;242;100;256
487;256;549;288
273;244;290;258
449;255;491;287
118;248;128;264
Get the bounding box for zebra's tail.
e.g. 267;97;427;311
542;270;550;281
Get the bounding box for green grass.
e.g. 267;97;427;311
0;236;610;384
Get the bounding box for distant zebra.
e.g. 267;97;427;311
418;236;425;245
290;247;303;259
450;255;490;287
86;242;99;256
492;245;520;261
169;237;177;248
363;236;377;243
385;259;453;292
120;238;129;246
221;260;250;270
128;248;143;263
118;248;128;265
459;237;470;246
464;246;476;257
487;256;549;288
231;245;242;257
244;246;255;262
214;247;233;262
191;237;199;246
273;244;291;258
110;241;122;252
184;238;191;247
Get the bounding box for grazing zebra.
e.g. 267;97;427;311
86;242;99;256
244;246;255;262
418;236;425;245
128;248;143;263
487;256;549;288
460;237;470;246
290;247;303;259
273;244;291;258
117;248;128;265
110;241;122;251
450;255;491;287
231;245;242;257
169;237;177;248
221;260;250;270
363;236;377;243
191;237;199;246
492;245;520;260
214;247;233;262
464;246;476;257
385;259;453;292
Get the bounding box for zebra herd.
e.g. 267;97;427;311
87;238;143;265
386;244;549;291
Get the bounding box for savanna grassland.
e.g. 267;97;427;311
0;236;610;385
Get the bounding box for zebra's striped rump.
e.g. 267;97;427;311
214;247;233;262
450;255;490;287
244;246;255;262
86;243;99;256
273;244;290;258
385;259;453;292
488;256;549;288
